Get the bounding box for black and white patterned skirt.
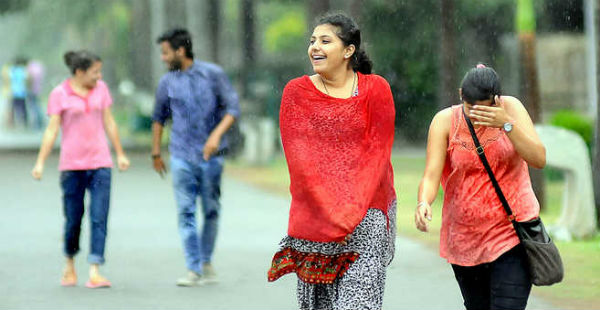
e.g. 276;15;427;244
273;201;397;310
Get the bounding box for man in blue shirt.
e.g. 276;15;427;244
151;28;240;287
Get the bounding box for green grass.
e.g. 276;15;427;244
532;180;600;309
225;154;600;309
538;235;600;309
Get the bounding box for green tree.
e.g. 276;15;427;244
440;0;458;109
19;0;132;86
362;0;440;142
0;0;29;13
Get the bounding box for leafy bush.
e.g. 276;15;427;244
549;110;594;151
362;0;440;142
545;110;593;182
264;11;306;53
361;0;515;143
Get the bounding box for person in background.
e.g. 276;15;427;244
27;59;45;129
31;50;130;289
151;28;240;287
415;64;545;310
0;63;11;128
8;56;29;129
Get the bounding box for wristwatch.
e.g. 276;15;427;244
502;122;513;133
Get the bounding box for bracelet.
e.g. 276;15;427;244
417;201;429;208
151;154;161;159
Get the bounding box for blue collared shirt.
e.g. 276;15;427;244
153;61;240;164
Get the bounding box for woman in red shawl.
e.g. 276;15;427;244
267;13;397;310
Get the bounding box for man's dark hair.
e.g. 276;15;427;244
157;28;194;59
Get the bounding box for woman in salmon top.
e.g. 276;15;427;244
267;12;397;310
415;64;546;310
31;50;130;289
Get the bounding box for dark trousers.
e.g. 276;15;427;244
12;97;27;128
60;168;111;264
451;245;532;310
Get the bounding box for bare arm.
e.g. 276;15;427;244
469;96;546;168
502;97;546;168
212;114;236;139
151;121;167;176
415;108;451;232
103;107;130;171
151;121;164;156
31;115;61;179
203;114;236;160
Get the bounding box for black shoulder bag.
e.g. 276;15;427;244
463;107;563;286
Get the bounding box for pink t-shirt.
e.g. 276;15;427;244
47;79;113;171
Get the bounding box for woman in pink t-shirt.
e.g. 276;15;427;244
415;65;546;310
31;50;130;289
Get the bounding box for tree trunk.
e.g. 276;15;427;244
130;0;154;91
207;0;221;63
594;0;600;226
305;0;330;74
517;0;545;210
148;0;166;86
185;0;209;61
240;0;256;101
347;0;362;23
519;32;546;210
164;0;187;30
519;34;542;123
306;0;330;27
440;0;458;109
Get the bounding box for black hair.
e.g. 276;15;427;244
156;28;194;59
460;64;502;104
14;56;28;66
316;12;372;74
63;50;101;75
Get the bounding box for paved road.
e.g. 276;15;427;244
0;152;559;309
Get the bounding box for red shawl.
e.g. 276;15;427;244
280;72;396;242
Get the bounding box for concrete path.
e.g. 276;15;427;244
0;129;44;150
0;152;559;309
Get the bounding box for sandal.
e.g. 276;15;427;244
60;271;77;287
85;276;111;288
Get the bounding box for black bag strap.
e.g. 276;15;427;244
462;106;515;220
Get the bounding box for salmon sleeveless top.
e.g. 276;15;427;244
440;105;540;266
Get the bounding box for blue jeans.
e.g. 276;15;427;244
170;155;223;275
60;168;111;264
27;94;44;129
